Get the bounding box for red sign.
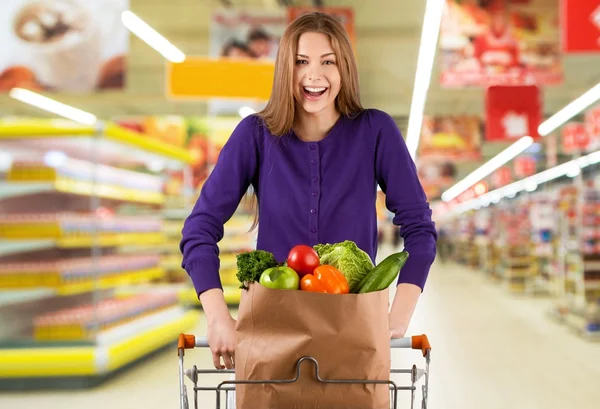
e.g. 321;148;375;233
514;155;537;177
585;105;600;150
491;166;513;188
485;85;541;141
562;122;590;153
561;0;600;53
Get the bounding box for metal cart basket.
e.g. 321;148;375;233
177;333;431;409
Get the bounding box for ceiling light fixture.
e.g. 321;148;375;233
452;146;600;215
405;0;446;159
9;88;97;125
441;136;534;202
538;82;600;136
121;10;185;63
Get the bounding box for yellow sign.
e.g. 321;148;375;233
166;57;275;100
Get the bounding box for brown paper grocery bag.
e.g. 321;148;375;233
235;283;391;409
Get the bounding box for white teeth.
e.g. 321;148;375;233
304;87;326;92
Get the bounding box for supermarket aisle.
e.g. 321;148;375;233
2;260;600;409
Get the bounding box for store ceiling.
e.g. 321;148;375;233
1;0;599;180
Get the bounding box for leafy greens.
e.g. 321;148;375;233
313;241;374;293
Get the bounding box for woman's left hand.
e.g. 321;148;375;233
388;283;421;339
389;324;407;339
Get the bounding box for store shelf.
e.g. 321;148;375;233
0;266;165;296
163;208;191;220
179;285;241;306
0;307;199;379
0;289;55;307
0;181;164;204
0;239;55;256
0;119;193;166
0;233;164;250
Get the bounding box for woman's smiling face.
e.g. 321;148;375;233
294;32;341;115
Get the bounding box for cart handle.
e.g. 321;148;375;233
178;334;431;357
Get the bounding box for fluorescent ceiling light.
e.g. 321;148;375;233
10;88;97;125
121;10;185;63
538;82;600;136
441;136;534;202
451;145;600;215
238;106;256;118
405;0;446;159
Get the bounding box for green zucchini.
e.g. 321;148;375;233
357;251;409;294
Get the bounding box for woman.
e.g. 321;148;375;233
180;12;437;370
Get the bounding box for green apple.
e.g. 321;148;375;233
259;266;299;290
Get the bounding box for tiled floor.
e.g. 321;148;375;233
2;259;600;409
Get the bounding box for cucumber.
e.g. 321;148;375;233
357;251;409;294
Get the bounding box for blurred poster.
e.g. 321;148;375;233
0;0;128;93
562;122;589;154
439;0;562;87
417;159;458;200
561;0;600;53
485;84;541;141
287;7;356;50
585;105;600;152
206;9;286;110
210;9;286;60
419;115;482;161
491;166;513;188
513;155;537;177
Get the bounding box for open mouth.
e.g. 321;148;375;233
303;86;327;99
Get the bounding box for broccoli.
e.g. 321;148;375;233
236;250;279;290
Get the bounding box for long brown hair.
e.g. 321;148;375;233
249;12;363;230
259;12;363;136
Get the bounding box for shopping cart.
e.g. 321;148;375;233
177;333;431;409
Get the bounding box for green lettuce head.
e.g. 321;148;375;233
314;241;374;292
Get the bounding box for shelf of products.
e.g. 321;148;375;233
160;205;250;305
454;213;479;268
0;305;199;381
0;119;199;387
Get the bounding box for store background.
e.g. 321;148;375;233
0;0;599;408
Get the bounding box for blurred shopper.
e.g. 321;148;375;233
246;27;277;59
220;39;254;59
437;227;448;263
180;12;437;370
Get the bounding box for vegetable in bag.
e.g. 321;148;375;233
313;240;374;293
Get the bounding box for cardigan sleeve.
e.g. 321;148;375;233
180;115;260;296
373;110;438;291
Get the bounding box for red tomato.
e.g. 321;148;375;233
287;245;320;277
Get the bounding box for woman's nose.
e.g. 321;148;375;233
307;64;323;81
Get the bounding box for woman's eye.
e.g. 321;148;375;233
296;59;308;65
323;60;335;65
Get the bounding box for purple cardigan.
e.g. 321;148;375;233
180;109;437;295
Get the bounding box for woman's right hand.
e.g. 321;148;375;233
200;288;237;370
207;313;237;370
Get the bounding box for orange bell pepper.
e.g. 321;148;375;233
300;274;328;293
313;265;349;294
